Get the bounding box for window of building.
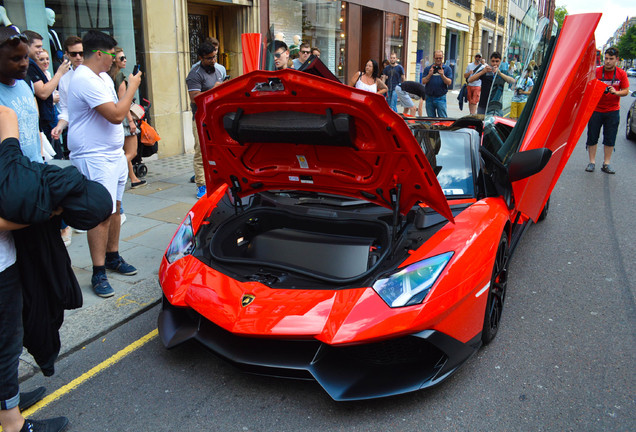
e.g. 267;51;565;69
416;11;439;83
269;0;344;80
4;0;145;96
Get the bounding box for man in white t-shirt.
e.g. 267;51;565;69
67;30;142;298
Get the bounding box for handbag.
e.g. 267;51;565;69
129;103;145;121
139;120;161;145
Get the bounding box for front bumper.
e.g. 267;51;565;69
158;296;481;401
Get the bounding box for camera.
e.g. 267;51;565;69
604;86;612;94
433;65;441;73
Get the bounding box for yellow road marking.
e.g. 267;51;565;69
115;294;150;308
21;329;158;418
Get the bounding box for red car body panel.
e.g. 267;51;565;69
194;70;454;222
512;13;604;222
158;13;601;400
159;192;510;346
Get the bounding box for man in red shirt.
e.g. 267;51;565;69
585;47;630;174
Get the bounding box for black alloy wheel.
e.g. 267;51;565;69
482;233;509;345
627;112;636;141
537;196;550;222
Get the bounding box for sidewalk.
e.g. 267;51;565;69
19;152;197;380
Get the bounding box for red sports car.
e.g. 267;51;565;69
158;12;605;400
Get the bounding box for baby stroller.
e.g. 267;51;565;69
131;98;159;178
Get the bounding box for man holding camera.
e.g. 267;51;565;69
584;46;629;174
421;50;452;117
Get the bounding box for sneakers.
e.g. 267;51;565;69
21;417;69;432
120;213;127;225
196;185;207;199
131;179;147;189
91;273;114;298
190;175;195;183
585;163;595;172
19;386;46;411
105;255;138;276
601;164;615;174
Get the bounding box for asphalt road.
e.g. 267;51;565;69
19;81;636;432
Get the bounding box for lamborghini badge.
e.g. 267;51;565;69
241;294;255;307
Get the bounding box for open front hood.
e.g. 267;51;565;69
194;70;454;222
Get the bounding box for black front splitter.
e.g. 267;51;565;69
158;296;481;401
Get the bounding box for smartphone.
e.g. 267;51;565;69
132;64;139;75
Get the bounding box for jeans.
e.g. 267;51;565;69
387;90;398;112
425;95;448;118
0;264;23;410
586;110;620;147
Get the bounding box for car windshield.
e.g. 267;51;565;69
412;127;475;198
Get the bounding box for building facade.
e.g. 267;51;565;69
7;1;558;159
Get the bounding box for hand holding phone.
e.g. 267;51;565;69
132;64;139;75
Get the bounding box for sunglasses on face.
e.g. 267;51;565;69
274;52;284;59
300;50;311;54
118;56;126;61
0;33;28;48
68;51;83;57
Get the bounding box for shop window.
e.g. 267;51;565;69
416;20;437;83
269;0;344;81
4;0;145;99
384;13;405;63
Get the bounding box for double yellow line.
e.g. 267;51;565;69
13;329;158;423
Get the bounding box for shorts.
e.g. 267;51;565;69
467;86;481;105
71;154;128;214
123;117;140;137
396;85;415;108
510;101;526;118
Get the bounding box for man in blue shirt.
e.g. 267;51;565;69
421;50;452;117
381;52;405;112
0;28;41;163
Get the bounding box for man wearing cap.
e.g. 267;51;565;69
464;53;484;115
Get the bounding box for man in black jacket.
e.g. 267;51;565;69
0;105;75;432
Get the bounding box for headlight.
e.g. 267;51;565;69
373;252;453;308
165;213;196;263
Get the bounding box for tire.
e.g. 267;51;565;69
482;233;509;345
537;196;550;222
627;112;636;141
137;164;148;178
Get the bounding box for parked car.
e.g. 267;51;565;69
627;91;636;141
157;12;603;401
626;68;636;77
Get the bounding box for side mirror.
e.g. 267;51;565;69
508;148;552;182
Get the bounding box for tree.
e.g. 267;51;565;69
554;6;567;30
616;25;636;60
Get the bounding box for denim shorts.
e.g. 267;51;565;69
0;264;23;410
586;110;620;147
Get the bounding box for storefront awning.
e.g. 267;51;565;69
418;10;441;24
446;19;469;32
